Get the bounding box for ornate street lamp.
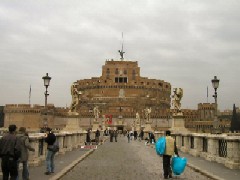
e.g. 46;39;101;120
211;76;220;133
42;73;51;128
42;73;51;107
212;76;220;105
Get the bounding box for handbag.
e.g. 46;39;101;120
171;156;187;175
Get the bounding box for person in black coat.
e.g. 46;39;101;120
86;129;91;145
95;129;100;145
0;124;21;180
44;128;56;175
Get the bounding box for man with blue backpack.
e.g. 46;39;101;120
163;130;179;179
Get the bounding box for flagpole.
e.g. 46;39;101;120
29;85;31;105
207;86;208;103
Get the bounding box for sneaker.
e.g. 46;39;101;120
169;175;173;178
45;172;51;175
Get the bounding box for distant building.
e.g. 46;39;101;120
0;106;4;127
184;103;231;133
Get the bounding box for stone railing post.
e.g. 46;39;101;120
175;135;181;150
57;133;66;155
80;132;86;145
225;137;240;169
189;134;202;157
65;134;73;151
76;133;81;147
180;134;189;153
28;135;43;166
72;133;78;149
206;136;219;162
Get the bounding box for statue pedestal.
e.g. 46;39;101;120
63;117;82;131
92;121;100;131
101;122;105;131
144;122;152;132
170;113;189;133
136;123;141;131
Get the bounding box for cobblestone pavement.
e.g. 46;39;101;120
60;136;208;180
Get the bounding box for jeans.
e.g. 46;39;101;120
46;150;55;173
1;156;18;180
17;161;29;180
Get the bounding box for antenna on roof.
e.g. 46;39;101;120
118;32;125;60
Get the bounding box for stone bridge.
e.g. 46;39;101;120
0;131;240;180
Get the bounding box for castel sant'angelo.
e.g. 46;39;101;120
68;49;172;130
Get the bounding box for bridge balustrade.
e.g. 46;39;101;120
154;131;240;169
27;131;87;166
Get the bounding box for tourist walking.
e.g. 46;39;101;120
0;124;21;180
109;130;114;142
130;131;134;140
86;129;91;145
134;131;138;140
149;132;156;144
17;127;35;180
95;129;100;145
140;130;144;141
127;131;130;143
162;130;179;179
44;128;57;175
114;130;118;142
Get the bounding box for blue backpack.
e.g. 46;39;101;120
155;137;166;155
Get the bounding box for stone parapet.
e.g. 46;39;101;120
27;131;89;166
154;131;240;169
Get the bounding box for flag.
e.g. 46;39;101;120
105;115;113;124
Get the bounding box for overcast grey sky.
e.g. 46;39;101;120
0;0;239;111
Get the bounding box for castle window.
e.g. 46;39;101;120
106;68;110;74
106;68;110;78
115;68;119;74
132;70;136;80
124;69;127;74
115;77;127;83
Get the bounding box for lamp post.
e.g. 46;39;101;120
42;73;51;128
42;73;51;107
211;76;220;133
